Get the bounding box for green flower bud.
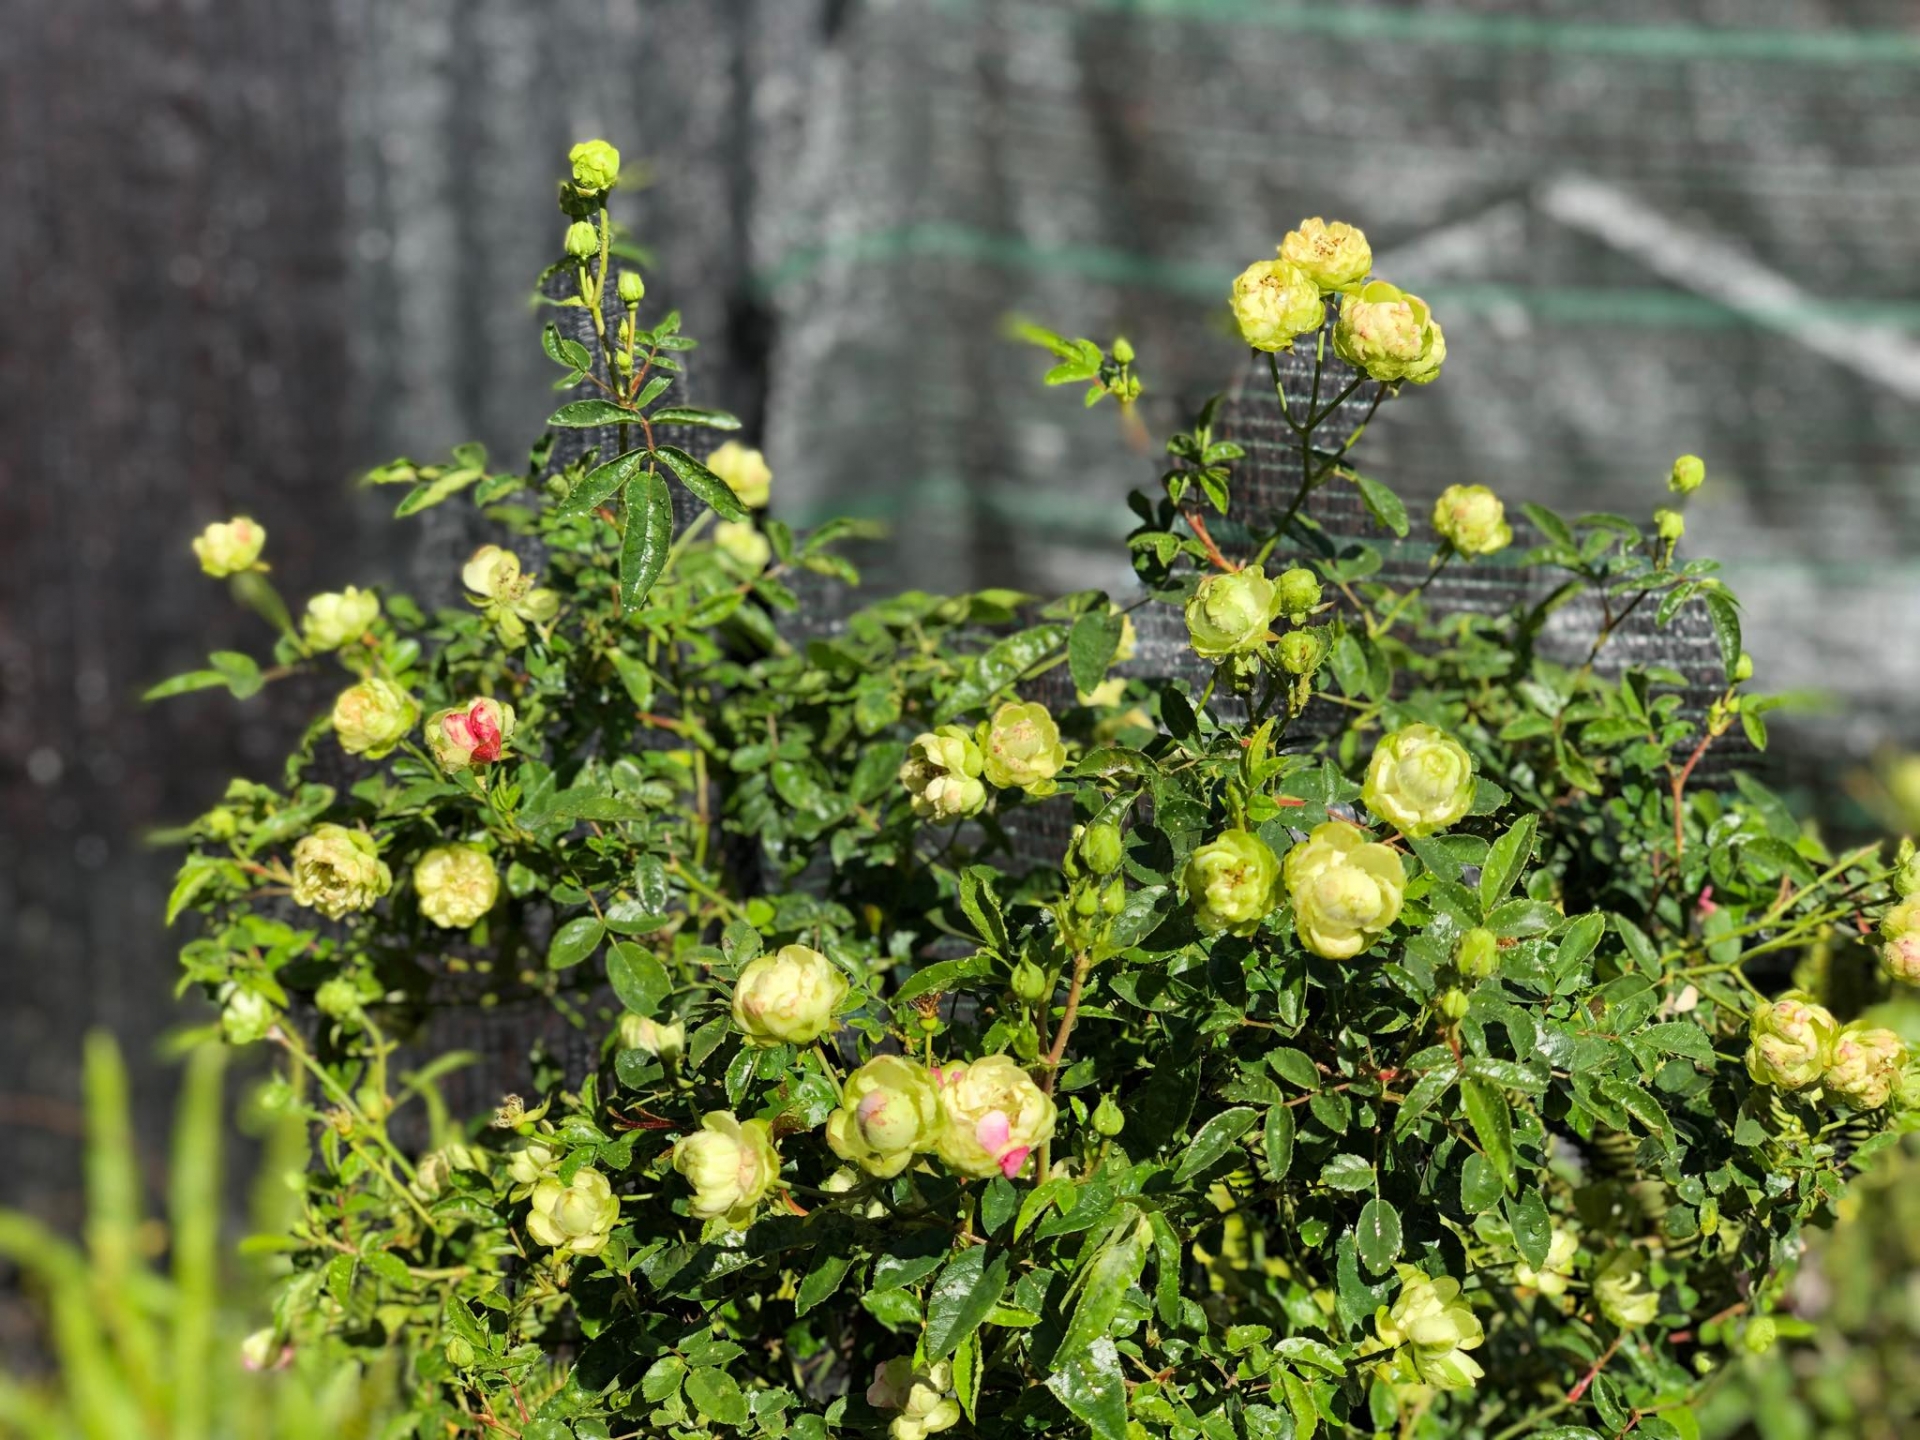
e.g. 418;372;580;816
1011;957;1050;1003
291;824;392;919
1742;1316;1778;1355
1669;454;1706;495
192;516;266;577
1100;877;1126;916
1274;566;1323;623
1431;484;1512;557
1373;1268;1484;1390
705;441;771;509
619;1014;685;1063
731;944;848;1046
713;520;771;573
1455;927;1499;980
314;976;360;1019
899;726;988;822
1823;1023;1906;1110
220;985;275;1045
564;220;599;260
1229;258;1325;352
1183;829;1283;938
1437;988;1470;1021
1284;820;1406;960
1745;992;1839;1089
931;1055;1056;1180
426;698;517;771
444;1337;475;1369
981;701;1066;794
1185;567;1277;660
1593;1248;1660;1329
1278;218;1372;294
1082;821;1125;876
1334;281;1443;385
1277;630;1326;677
301;586;380;651
1092;1095;1125;1137
1881;898;1920;984
616;269;646;305
826;1056;944;1178
1654;507;1685;544
1513;1227;1578;1299
672;1111;780;1228
203;805;240;840
331;677;418;760
1362;723;1476;838
240;1328;287;1372
527;1166;620;1256
1732;651;1754;683
413;844;498;929
568;139;621;194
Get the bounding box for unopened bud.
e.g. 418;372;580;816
1654;508;1685;544
1732;652;1754;683
564;220;599;259
1092;1095;1125;1137
1455;927;1498;979
1082;821;1125;876
1011;958;1050;1003
1101;877;1127;916
1742;1316;1778;1354
1111;337;1134;365
1437;988;1470;1021
1670;454;1706;495
617;270;646;306
1277;629;1325;676
444;1337;476;1368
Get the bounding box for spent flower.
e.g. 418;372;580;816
1745;992;1839;1089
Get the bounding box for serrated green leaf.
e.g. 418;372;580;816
1175;1107;1257;1183
557;448;646;518
1459;1076;1514;1194
655;444;749;522
620;470;674;613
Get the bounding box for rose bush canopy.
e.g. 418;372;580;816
154;146;1920;1440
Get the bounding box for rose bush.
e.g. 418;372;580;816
154;149;1920;1440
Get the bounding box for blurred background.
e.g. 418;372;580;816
3;0;1918;1427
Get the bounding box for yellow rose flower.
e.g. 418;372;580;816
705;441;772;510
1362;724;1476;838
1229;259;1326;352
1283;821;1405;959
1278;218;1372;293
731;944;848;1046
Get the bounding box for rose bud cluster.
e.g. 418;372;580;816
671;1111;781;1228
1283;820;1406;959
1362;723;1477;838
730;944;848;1046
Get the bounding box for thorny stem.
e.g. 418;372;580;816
1183;508;1238;573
